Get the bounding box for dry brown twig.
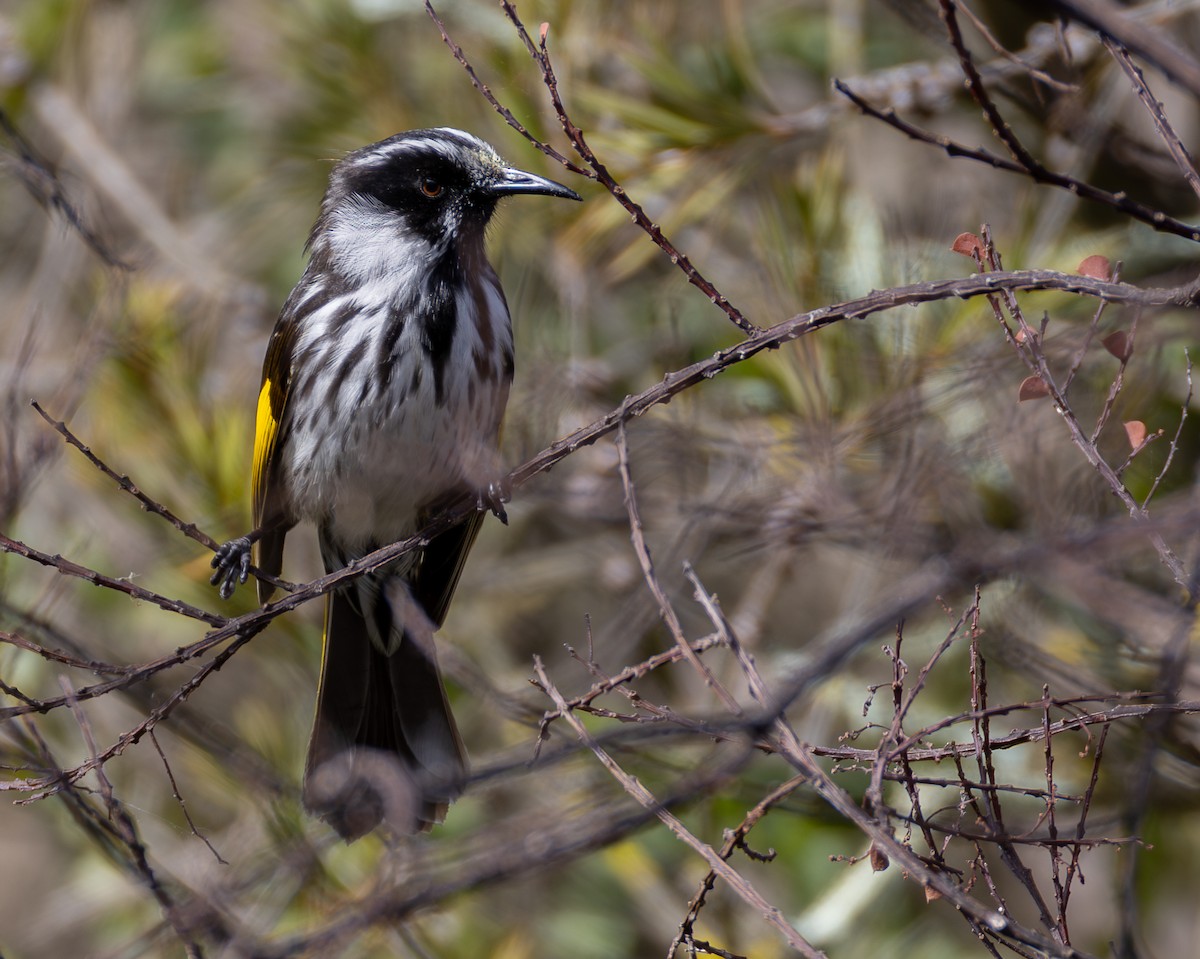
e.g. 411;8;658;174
533;656;826;959
615;421;743;714
681;569;1103;958
955;0;1076;92
1103;36;1200;203
30;399;297;595
1031;0;1200;98
58;679;206;958
424;0;760;336
668;774;806;959
0;107;129;270
833;73;1200;243
536;632;726;728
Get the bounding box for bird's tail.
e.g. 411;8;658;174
302;577;467;841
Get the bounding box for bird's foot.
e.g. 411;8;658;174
476;477;511;525
210;535;253;600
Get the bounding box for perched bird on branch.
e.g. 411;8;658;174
212;128;580;840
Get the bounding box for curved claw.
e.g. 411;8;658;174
477;477;511;526
210;536;253;600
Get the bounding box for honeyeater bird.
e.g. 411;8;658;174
210;128;580;840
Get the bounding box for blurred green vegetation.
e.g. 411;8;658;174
2;1;1200;957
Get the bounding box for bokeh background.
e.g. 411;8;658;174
2;1;1200;956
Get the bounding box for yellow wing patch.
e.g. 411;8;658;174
252;374;283;529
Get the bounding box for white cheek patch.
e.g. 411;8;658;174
326;196;430;289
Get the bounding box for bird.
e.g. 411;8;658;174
210;128;580;840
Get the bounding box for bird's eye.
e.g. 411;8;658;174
420;178;443;198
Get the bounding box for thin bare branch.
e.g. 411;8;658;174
533;656;826;959
0;106;129;270
616;422;742;714
1104;37;1200;203
30;400;296;594
834;79;1200;243
1032;0;1200;98
0;530;226;628
426;0;761;335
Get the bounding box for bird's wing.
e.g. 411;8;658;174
412;373;510;628
413;509;486;629
252;314;297;603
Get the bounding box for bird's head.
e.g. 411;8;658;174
311;128;580;273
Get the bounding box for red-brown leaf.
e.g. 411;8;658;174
1018;376;1051;401
869;843;890;873
1078;254;1112;280
1102;330;1132;361
1124;420;1147;448
952;232;983;258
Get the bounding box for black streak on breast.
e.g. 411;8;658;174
419;254;460;406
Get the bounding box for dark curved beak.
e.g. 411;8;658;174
488;167;581;201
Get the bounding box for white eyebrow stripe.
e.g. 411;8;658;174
430;127;492;151
354;129;500;169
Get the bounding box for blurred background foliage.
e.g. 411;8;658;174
2;0;1200;956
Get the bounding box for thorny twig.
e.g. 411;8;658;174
10;630;261;797
31;400;297;594
1139;350;1192;507
834;77;1200;243
149;730;227;866
4;266;1193;654
533;656;826;959
0;107;129;270
669;775;806;959
59;680;206;958
1033;0;1200;99
684;574;1104;958
425;0;761;335
616;421;742;714
1103;36;1200;204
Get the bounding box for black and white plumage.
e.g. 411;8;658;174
212;128;580;839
